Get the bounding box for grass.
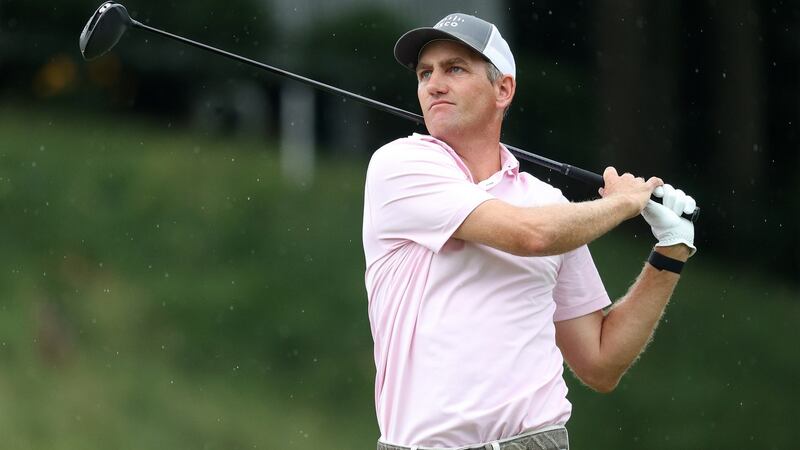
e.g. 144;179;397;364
574;235;798;449
0;104;377;449
0;103;797;449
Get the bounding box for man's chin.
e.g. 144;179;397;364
425;121;461;141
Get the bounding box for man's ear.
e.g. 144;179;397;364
496;75;515;110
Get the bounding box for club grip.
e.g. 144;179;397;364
684;207;700;222
651;195;700;222
562;164;604;186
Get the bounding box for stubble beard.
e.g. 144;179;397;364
426;109;470;143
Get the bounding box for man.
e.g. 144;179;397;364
362;13;696;450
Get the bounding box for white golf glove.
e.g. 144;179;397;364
641;184;697;257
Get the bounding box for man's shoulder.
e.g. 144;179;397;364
370;134;456;167
518;171;570;204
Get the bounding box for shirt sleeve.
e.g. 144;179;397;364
365;139;494;253
552;244;612;321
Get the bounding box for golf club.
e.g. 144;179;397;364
79;1;699;221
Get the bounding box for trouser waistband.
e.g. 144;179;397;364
376;426;569;450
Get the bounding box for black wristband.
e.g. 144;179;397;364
648;250;685;274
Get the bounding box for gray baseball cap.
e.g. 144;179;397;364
394;13;516;78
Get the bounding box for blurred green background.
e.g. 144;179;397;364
1;0;798;449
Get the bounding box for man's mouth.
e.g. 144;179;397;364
429;100;454;111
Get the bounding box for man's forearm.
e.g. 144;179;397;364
519;195;638;256
595;246;690;386
454;168;659;257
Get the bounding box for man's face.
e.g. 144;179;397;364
416;40;498;141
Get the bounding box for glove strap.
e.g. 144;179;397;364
648;250;684;274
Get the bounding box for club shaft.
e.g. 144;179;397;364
131;20;697;221
131;20;587;180
132;21;422;124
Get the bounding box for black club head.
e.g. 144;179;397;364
79;2;133;60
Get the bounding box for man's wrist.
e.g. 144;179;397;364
648;250;685;274
603;193;641;220
653;244;691;262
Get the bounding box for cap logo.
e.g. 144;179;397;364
434;15;465;29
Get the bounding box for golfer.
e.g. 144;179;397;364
363;13;696;450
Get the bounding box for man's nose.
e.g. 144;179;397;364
426;70;448;95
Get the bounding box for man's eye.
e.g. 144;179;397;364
418;70;431;80
449;66;464;73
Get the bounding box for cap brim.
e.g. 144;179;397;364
393;27;483;71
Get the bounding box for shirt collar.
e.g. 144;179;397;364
499;143;520;176
412;133;520;183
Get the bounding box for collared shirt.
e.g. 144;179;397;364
363;133;611;448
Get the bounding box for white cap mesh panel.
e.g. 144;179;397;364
482;25;516;78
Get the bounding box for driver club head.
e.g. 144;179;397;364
79;2;134;60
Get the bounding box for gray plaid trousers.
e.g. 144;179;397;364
376;427;569;450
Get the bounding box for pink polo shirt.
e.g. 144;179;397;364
363;133;611;448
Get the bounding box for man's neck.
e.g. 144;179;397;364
439;127;503;183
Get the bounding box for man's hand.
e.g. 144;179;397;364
556;185;695;392
641;184;697;257
598;167;663;219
